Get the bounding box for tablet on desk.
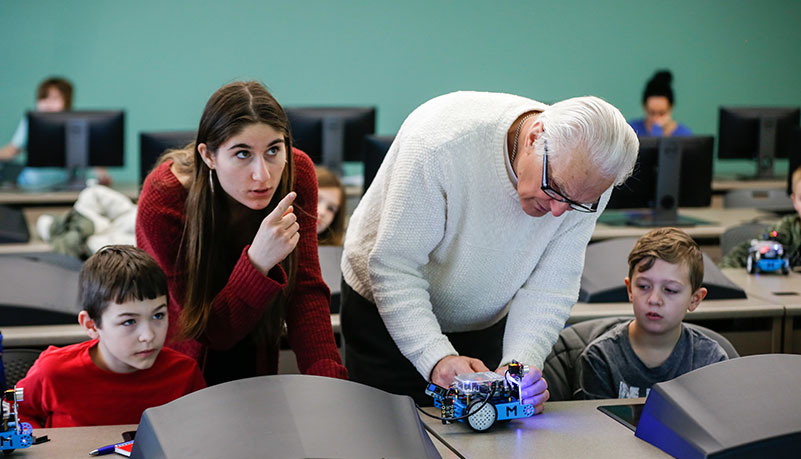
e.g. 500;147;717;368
597;403;644;432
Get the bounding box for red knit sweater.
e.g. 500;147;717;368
135;149;346;381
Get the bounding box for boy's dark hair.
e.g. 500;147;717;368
79;245;167;326
628;227;704;291
37;76;73;110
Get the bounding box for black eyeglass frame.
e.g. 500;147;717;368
540;142;600;213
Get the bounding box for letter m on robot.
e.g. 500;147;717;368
505;405;518;416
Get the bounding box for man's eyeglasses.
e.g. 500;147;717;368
540;142;600;213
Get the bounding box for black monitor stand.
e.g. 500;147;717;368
321;117;345;177
63;119;90;190
625;138;699;227
754;115;780;179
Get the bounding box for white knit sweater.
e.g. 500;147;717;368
342;91;610;379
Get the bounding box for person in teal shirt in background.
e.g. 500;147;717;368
0;76;110;189
628;70;692;137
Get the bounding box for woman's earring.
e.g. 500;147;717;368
208;169;215;194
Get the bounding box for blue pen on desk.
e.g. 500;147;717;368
89;440;134;456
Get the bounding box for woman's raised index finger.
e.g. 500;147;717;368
268;192;296;221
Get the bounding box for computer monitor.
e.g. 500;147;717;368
788;126;801;196
604;135;714;227
718;106;800;179
362;134;394;195
139;130;196;184
27;110;124;189
285;107;376;175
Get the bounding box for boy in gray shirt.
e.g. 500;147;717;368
580;228;728;399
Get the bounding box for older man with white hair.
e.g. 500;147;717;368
341;91;639;409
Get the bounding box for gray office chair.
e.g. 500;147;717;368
542;317;739;401
2;348;42;388
720;222;769;257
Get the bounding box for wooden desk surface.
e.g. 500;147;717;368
721;268;801;353
592;207;778;242
11;424;137;459
422;398;668;458
712;177;787;192
721;268;801;307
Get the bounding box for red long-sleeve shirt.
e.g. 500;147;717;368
135;149;346;380
17;339;206;427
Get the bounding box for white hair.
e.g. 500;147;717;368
536;96;639;186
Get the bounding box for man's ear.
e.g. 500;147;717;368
197;143;215;170
688;287;708;312
526;120;544;150
78;310;100;339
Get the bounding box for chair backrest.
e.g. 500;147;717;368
684;322;739;359
543;317;630;401
720;222;768;257
2;348;42;389
542;317;739;401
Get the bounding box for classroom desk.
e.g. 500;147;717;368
0;186;140;207
0;241;50;254
592;207;777;242
569;297;785;355
711;177;786;193
12;421;457;458
421;398;667;458
786;303;801;354
0;186;137;252
10;424;138;459
1;315;342;349
721;268;801;353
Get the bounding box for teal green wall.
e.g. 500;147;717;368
2;0;800;184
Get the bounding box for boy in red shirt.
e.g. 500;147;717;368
17;245;206;427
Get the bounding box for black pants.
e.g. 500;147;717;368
341;280;506;406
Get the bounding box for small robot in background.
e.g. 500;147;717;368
425;360;535;432
1;388;33;455
746;231;790;275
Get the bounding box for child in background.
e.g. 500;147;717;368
580;228;728;399
720;165;801;268
17;245;205;427
316;165;346;245
0;76;111;188
628;70;692;137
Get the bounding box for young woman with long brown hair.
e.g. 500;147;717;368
314;165;346;246
136;81;346;384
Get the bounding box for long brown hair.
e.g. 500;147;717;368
161;81;297;347
315;165;346;245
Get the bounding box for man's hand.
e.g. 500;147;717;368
495;364;550;414
430;355;489;388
